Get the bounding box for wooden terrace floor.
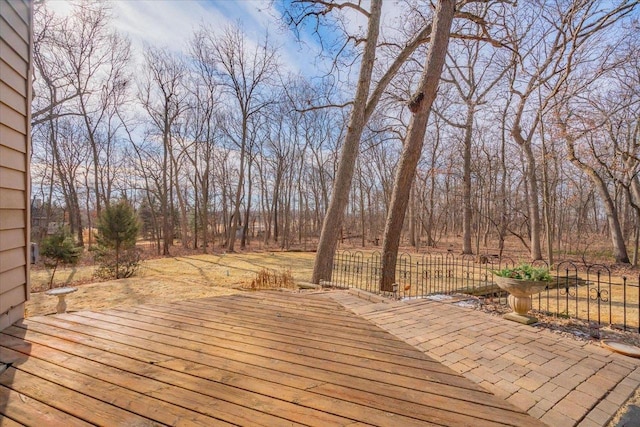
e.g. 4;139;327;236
0;291;543;426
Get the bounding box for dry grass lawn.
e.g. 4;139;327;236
27;252;315;317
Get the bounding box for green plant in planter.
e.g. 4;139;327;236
492;263;553;325
492;263;552;282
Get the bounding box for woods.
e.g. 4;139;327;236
31;0;639;280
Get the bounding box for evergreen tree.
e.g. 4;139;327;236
41;227;82;288
95;200;140;279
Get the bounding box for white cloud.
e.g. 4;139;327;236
109;0;323;75
45;0;325;73
111;1;226;54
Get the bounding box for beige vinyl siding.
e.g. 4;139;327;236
0;208;25;230
0;51;29;96
0;143;27;170
0;266;26;293
0;246;27;276
1;80;27;113
0;228;26;251
0;0;31;331
0;122;27;152
0;166;26;190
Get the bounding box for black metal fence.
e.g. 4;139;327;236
331;250;640;332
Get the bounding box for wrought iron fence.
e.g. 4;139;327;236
331;250;640;332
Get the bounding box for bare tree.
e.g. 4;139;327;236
59;3;131;215
31;3;79;128
307;0;438;283
32;2;131;247
553;27;639;264
507;0;636;261
139;46;188;255
30;0;640;269
186;34;223;252
194;24;279;252
558;119;630;263
380;0;456;291
438;21;511;254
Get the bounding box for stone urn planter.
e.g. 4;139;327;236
494;276;550;325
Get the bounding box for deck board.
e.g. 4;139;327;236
0;291;544;426
107;304;456;373
72;308;474;390
0;383;93;427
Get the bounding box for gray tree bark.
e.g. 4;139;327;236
380;0;456;291
462;107;474;254
311;1;434;283
565;139;630;263
311;0;383;283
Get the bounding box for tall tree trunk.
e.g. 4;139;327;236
161;115;172;255
282;164;295;250
541;138;554;265
409;184;417;248
380;0;455;291
359;169;367;248
192;140;200;251
201;174;210;253
79;95;104;216
426;127;440;247
171;154;191;250
498;104;509;258
565;136;629;263
587;172;628;263
241;157;253;249
512;126;543;260
311;0;382;283
71;187;83;247
627;164;640;266
272;169;281;243
462;105;474;254
227;118;248;252
260;161;272;245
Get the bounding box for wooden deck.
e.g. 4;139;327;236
0;291;543;426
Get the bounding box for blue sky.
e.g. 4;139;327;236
46;0;416;99
48;0;331;77
117;0;325;75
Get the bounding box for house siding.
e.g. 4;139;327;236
0;0;31;331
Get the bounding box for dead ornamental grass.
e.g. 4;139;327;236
26;252;315;317
248;268;296;290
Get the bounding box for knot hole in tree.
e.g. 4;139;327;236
407;92;424;113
